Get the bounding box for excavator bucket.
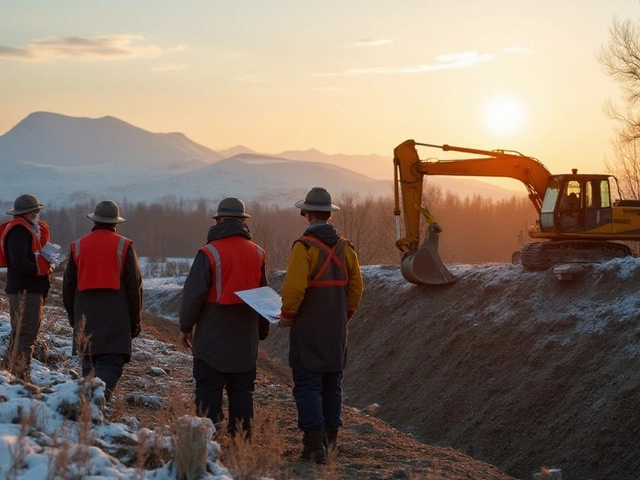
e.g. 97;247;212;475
400;223;458;285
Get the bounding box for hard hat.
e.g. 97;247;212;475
6;194;44;216
295;187;340;212
212;197;251;219
87;200;126;224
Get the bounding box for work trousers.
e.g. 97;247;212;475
81;353;126;401
193;358;256;435
291;361;343;432
4;292;45;380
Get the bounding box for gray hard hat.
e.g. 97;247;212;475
6;194;44;216
212;197;251;219
87;200;126;224
295;187;340;212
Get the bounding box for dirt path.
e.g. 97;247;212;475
123;312;515;479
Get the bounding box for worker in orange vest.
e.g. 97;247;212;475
0;194;53;381
179;197;270;438
62;200;143;401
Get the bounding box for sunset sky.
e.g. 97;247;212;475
2;0;640;184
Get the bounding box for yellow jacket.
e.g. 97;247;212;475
281;236;363;320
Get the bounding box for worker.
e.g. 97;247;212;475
179;197;270;438
562;192;580;210
279;187;364;464
0;194;53;381
62;200;143;401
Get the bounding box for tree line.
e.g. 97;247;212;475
35;186;537;274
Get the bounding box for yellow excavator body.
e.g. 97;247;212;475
393;139;640;285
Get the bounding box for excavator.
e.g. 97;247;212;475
393;139;640;285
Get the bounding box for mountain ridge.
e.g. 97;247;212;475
0;112;524;207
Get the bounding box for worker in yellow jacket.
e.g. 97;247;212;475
279;187;364;464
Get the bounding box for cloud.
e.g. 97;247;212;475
0;34;184;62
316;50;494;76
150;63;187;71
343;38;394;48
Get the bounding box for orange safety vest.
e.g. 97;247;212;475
200;236;265;304
0;217;51;275
71;229;131;291
299;235;349;288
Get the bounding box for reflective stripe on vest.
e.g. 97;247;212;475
300;235;349;287
72;230;131;291
200;237;265;304
203;243;223;301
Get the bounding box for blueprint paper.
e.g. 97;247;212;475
235;286;282;324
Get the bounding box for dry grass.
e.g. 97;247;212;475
35;309;72;369
218;410;286;480
130;386;198;472
172;416;211;480
164;389;210;480
74;316;92;361
70;379;95;477
107;391;127;423
5;406;38;480
45;430;71;480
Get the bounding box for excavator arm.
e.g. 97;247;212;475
393;139;552;284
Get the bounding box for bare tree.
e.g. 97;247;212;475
606;135;640;199
598;16;640;197
333;192;380;265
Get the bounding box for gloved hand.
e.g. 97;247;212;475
278;308;295;328
131;323;141;338
259;317;270;340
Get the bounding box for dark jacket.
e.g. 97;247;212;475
283;223;363;372
62;224;143;360
179;219;269;373
4;225;51;295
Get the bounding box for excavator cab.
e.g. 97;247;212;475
538;173;614;235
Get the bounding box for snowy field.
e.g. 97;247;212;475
0;257;234;480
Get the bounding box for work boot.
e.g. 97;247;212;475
325;428;339;456
302;429;327;464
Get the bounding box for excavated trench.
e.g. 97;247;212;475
261;260;640;480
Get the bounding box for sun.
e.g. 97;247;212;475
484;95;526;135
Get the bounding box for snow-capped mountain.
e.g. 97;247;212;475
0;112;221;172
275;148;391;181
0;112;521;207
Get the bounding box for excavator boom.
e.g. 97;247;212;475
418;142;551;212
393;140;550;258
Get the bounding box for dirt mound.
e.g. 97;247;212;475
262;259;640;480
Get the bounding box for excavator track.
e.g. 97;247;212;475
520;241;633;271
